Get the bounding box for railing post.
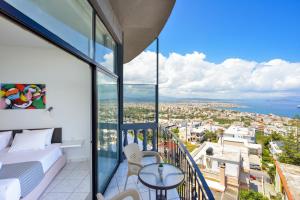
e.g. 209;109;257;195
161;126;215;200
133;129;138;144
192;186;197;200
122;130;128;160
143;129;147;151
123;129;128;146
152;128;157;151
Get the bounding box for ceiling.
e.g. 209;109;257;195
109;0;176;63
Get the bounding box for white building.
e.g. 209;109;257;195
269;141;283;155
224;125;256;143
191;142;250;192
220;137;262;155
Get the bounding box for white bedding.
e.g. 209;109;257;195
0;144;62;200
0;179;20;200
0;143;62;173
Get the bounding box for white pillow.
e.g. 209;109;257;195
0;131;12;150
23;128;54;147
9;132;48;152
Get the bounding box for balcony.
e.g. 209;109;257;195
103;123;215;200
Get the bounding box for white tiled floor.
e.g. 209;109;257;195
39;161;90;200
40;157;180;200
104;157;180;200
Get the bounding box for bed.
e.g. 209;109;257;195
0;128;66;200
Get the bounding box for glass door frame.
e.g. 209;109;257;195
92;65;122;194
0;1;124;198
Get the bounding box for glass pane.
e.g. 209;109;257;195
5;0;93;57
124;84;156;123
124;40;157;84
95;16;116;72
97;71;118;192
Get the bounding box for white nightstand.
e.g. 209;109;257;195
60;140;83;149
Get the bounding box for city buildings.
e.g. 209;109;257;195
191;142;250;199
220;137;262;156
223;125;256;143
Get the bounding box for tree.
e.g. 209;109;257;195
204;131;217;143
267;165;276;183
171;127;180;138
239;190;268;200
270;132;283;141
279;131;300;166
270;193;282;200
293;115;300;152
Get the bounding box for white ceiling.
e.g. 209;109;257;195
0;15;53;48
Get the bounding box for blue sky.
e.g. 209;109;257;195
125;0;300;99
159;0;300;63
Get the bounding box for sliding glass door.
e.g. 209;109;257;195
97;70;119;192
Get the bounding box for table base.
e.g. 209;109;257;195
156;189;167;200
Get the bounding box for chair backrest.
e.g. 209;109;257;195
124;143;143;164
96;193;105;200
97;189;141;200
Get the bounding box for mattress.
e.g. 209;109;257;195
0;143;62;173
0;161;44;198
0;179;20;200
0;144;62;200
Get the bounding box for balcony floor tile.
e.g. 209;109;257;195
104;157;180;200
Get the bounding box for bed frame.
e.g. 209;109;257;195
0;127;66;200
23;156;66;200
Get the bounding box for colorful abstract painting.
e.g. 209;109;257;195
0;84;46;109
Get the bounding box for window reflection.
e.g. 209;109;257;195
97;71;118;192
5;0;93;57
123;84;156;123
95;16;116;72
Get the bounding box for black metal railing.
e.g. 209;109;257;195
121;123;214;200
121;122;158;151
159;126;215;200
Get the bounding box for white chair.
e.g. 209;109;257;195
97;189;140;200
123;143;162;191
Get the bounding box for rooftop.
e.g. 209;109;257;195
193;142;250;172
224;125;255;137
193;142;241;164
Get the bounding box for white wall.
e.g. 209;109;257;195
0;45;91;161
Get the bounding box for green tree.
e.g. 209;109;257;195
270;132;283;141
267;165;276;183
171;127;180;138
239;190;268;200
270;193;282;200
279;131;300;166
204;131;218;143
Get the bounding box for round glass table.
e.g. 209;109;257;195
138;163;185;200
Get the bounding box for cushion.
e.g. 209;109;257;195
22;128;54;147
9;132;48;152
0;131;12;150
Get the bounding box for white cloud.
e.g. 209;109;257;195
123;51;300;99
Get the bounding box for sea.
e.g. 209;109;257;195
222;99;300;118
161;97;300;118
